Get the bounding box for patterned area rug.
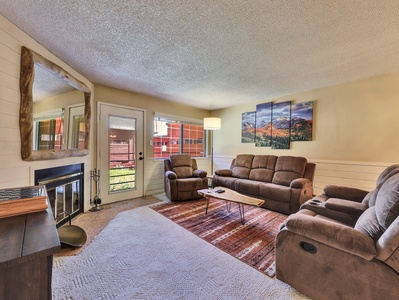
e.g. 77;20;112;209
151;198;287;277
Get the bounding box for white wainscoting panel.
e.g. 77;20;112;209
310;159;391;195
144;158;165;196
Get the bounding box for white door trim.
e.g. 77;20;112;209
97;102;146;203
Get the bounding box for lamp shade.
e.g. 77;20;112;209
203;117;221;130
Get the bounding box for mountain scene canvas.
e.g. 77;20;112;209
271;101;291;149
291;101;313;141
255;102;272;147
241;111;256;143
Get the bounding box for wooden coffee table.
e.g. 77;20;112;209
198;187;265;224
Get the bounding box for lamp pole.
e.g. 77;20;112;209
210;130;214;175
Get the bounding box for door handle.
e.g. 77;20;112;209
139;156;144;160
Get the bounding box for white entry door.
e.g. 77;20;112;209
98;103;144;204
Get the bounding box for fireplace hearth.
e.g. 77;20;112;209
35;163;84;227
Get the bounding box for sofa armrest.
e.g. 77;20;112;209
284;212;376;260
193;169;207;178
165;170;177;179
323;185;369;202
215;169;233;177
291;178;312;189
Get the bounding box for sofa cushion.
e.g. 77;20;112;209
259;182;291;203
249;155;277;183
235;179;260;197
213;176;237;190
232;154;254;179
170;154;193;178
354;207;384;242
375;173;399;229
272;156;307;186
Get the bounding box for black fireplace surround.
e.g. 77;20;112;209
35;163;84;227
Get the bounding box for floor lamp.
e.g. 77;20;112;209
204;117;221;176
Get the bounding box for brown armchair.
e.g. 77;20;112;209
164;154;208;201
275;164;399;299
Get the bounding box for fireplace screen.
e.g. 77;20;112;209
45;177;81;223
35;164;84;226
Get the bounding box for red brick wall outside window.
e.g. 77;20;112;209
154;121;205;158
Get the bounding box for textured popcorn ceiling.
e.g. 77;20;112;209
2;1;399;110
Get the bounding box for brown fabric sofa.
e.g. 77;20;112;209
275;164;399;300
212;154;316;214
164;154;208;201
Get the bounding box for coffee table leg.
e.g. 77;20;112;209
225;201;231;211
205;197;210;215
238;203;245;224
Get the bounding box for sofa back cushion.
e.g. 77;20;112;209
363;164;399;207
249;155;277;182
354;207;384;242
231;154;254;179
355;172;399;243
170;154;194;178
272;156;307;186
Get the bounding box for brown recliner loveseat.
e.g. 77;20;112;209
164;154;208;201
212;154;316;214
275;164;399;299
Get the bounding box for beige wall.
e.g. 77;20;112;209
212;73;399;163
33;89;84;114
210;73;399;194
94;85;210;160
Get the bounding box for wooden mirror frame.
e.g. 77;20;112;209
20;46;91;161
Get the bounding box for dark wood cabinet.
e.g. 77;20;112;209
0;199;60;300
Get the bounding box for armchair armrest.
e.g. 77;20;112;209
325;198;368;215
323;185;369;202
193;169;207;178
165;170;177;179
284;213;376;260
215;169;233;177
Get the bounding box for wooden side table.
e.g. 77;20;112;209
0;190;60;300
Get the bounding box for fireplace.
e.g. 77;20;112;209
35;163;84;227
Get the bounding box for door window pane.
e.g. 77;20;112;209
108;116;136;192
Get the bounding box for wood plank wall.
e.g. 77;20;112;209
0;24;30;188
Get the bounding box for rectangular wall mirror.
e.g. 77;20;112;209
20;46;91;160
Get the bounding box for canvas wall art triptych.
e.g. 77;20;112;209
241;101;313;149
